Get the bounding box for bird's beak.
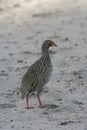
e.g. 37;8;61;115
53;43;57;47
50;41;57;47
54;43;57;47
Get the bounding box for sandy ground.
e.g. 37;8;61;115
0;0;87;130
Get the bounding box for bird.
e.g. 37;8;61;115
20;40;57;109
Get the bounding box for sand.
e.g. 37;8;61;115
0;0;87;130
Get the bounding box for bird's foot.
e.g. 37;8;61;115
38;105;48;109
25;106;34;109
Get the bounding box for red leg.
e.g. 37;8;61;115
25;95;34;109
37;95;47;108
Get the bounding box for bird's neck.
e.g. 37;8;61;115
42;48;50;58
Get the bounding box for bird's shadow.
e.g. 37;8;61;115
47;104;59;109
0;103;16;109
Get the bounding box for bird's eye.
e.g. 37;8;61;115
48;41;51;45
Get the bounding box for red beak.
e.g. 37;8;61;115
51;42;57;47
53;43;57;47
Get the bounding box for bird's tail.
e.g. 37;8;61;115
20;86;26;99
18;90;25;99
20;93;25;99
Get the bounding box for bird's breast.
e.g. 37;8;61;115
39;59;52;85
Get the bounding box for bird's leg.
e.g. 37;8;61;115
37;94;47;108
25;95;34;109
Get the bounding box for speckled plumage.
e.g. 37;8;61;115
20;40;57;109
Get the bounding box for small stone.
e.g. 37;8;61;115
11;126;14;128
75;43;78;46
13;4;20;8
58;99;62;101
10;119;13;122
78;75;82;79
65;37;69;41
73;71;79;75
17;60;23;63
9;53;14;56
1;70;5;73
57;80;60;82
43;111;48;114
0;7;4;11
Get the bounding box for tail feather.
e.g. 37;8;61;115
20;93;25;99
20;84;28;99
20;88;26;99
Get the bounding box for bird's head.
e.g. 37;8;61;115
42;40;57;51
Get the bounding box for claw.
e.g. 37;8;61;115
25;106;34;109
37;95;47;108
38;105;48;108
